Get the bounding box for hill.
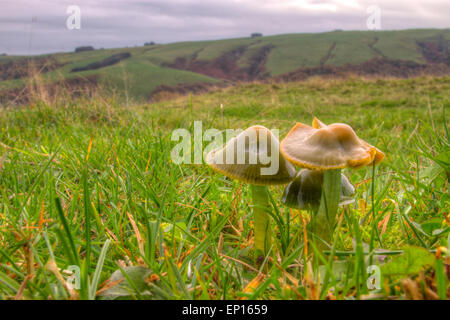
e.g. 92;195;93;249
1;29;450;104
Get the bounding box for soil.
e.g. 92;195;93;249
417;36;450;65
152;57;450;100
276;58;450;82
0;57;64;81
163;42;274;81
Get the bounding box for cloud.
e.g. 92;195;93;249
0;0;449;55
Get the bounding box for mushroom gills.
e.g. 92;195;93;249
282;169;355;210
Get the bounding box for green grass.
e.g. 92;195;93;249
97;58;219;102
0;76;448;300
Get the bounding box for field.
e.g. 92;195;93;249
0;75;448;300
1;29;450;105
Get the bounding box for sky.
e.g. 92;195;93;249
1;0;449;55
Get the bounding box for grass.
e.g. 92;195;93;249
98;59;219;101
0;76;448;300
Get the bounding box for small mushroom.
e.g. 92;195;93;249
282;169;355;212
206;125;296;260
206;126;295;186
280;118;384;246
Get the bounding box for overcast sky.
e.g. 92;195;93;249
1;0;449;55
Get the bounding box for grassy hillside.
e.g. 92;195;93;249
1;29;450;104
0;76;448;299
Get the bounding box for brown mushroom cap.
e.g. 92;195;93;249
206;126;296;185
280;118;385;170
313;117;385;165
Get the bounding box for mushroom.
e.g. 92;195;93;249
281;169;355;212
206;125;296;260
280;117;384;245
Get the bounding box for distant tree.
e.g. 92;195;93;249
251;33;263;38
144;41;156;46
75;46;94;53
0;53;7;56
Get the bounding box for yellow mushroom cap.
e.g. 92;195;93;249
206;126;296;185
280;118;385;170
313;118;384;165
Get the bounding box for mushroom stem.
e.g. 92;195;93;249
250;184;272;261
312;169;342;248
